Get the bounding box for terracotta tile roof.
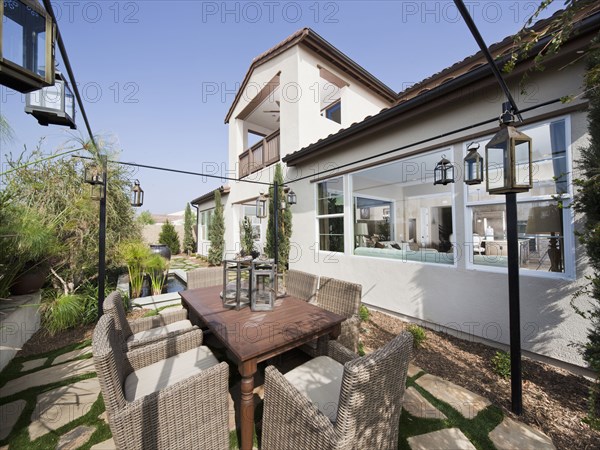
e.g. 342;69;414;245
283;5;600;165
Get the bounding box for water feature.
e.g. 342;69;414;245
140;273;186;297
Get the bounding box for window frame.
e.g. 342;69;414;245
315;176;346;254
464;115;575;279
322;100;341;124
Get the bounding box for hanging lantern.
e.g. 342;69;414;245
25;72;76;129
464;142;484;185
84;163;104;185
485;113;533;195
0;0;55;93
90;184;104;201
130;180;144;207
433;155;455;186
251;256;275;311
256;192;267;218
287;188;297;205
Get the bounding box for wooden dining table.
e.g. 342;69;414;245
179;286;345;450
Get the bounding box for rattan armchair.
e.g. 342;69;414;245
93;314;229;450
302;277;362;355
186;267;222;289
285;269;319;303
103;291;196;352
262;332;413;450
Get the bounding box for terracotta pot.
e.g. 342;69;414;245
150;244;171;261
10;264;49;296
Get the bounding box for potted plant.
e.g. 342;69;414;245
0;201;59;297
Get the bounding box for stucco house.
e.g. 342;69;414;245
192;9;600;371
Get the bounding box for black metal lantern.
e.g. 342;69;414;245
464;142;483;185
256;192;267;218
485;113;533;195
433;155;455;186
287;189;297;205
84;163;104;185
25;72;76;129
251;256;275;311
222;258;251;310
0;0;56;93
131;180;144;207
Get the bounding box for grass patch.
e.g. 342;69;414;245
0;339;92;386
399;377;504;450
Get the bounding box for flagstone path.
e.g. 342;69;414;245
0;344;557;449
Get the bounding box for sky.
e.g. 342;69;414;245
1;0;564;214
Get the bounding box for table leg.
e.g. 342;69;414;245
239;359;257;450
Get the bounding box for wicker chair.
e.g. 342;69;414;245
103;291;196;352
186;267;222;289
262;332;413;450
93;314;229;450
302;277;362;355
285;269;319;303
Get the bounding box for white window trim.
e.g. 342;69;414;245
315;175;346;255
463;115;575;280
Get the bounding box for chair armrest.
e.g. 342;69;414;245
126;325;199;352
338;315;360;353
262;366;338;450
327;340;358;365
128;308;188;334
125;328;204;371
109;361;229;450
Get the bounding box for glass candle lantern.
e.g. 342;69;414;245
251;257;275;311
222;258;251;310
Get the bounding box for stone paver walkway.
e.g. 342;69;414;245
0;346;556;449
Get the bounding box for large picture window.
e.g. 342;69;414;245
466;118;571;275
199;209;213;241
351;150;454;265
316;177;344;252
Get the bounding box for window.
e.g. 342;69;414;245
351;150;454;265
243;205;263;243
316;177;344;252
467;118;571;275
323;100;341;124
199;209;213;241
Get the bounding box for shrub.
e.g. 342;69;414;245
119;241;151;299
159;219;181;255
407;324;427;348
491;351;511;379
146;253;168;296
359;304;370;322
358;341;366;357
208;190;225;266
183;203;196;254
42;293;85;335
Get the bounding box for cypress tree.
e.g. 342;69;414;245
183;203;196;254
208;190;225;266
159;219;181;255
265;163;292;271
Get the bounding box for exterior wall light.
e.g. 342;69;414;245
0;0;56;93
485;110;532;195
130;179;144;207
25;71;76;128
464;142;483;185
433;155;455;185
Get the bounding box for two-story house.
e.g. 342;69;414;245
191;28;396;256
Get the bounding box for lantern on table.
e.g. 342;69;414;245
251;256;275;311
222;257;251;310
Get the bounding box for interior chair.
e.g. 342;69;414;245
303;277;362;355
186;267;223;289
262;332;413;450
92;314;229;450
285;269;319;303
103;291;196;352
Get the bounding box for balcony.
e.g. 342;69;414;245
239;129;280;178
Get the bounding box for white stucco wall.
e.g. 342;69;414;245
285;60;592;369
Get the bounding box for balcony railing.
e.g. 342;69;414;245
239;129;280;178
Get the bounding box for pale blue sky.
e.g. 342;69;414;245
1;1;563;213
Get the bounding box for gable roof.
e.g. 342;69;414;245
224;28;397;124
190;185;230;207
283;6;600;166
